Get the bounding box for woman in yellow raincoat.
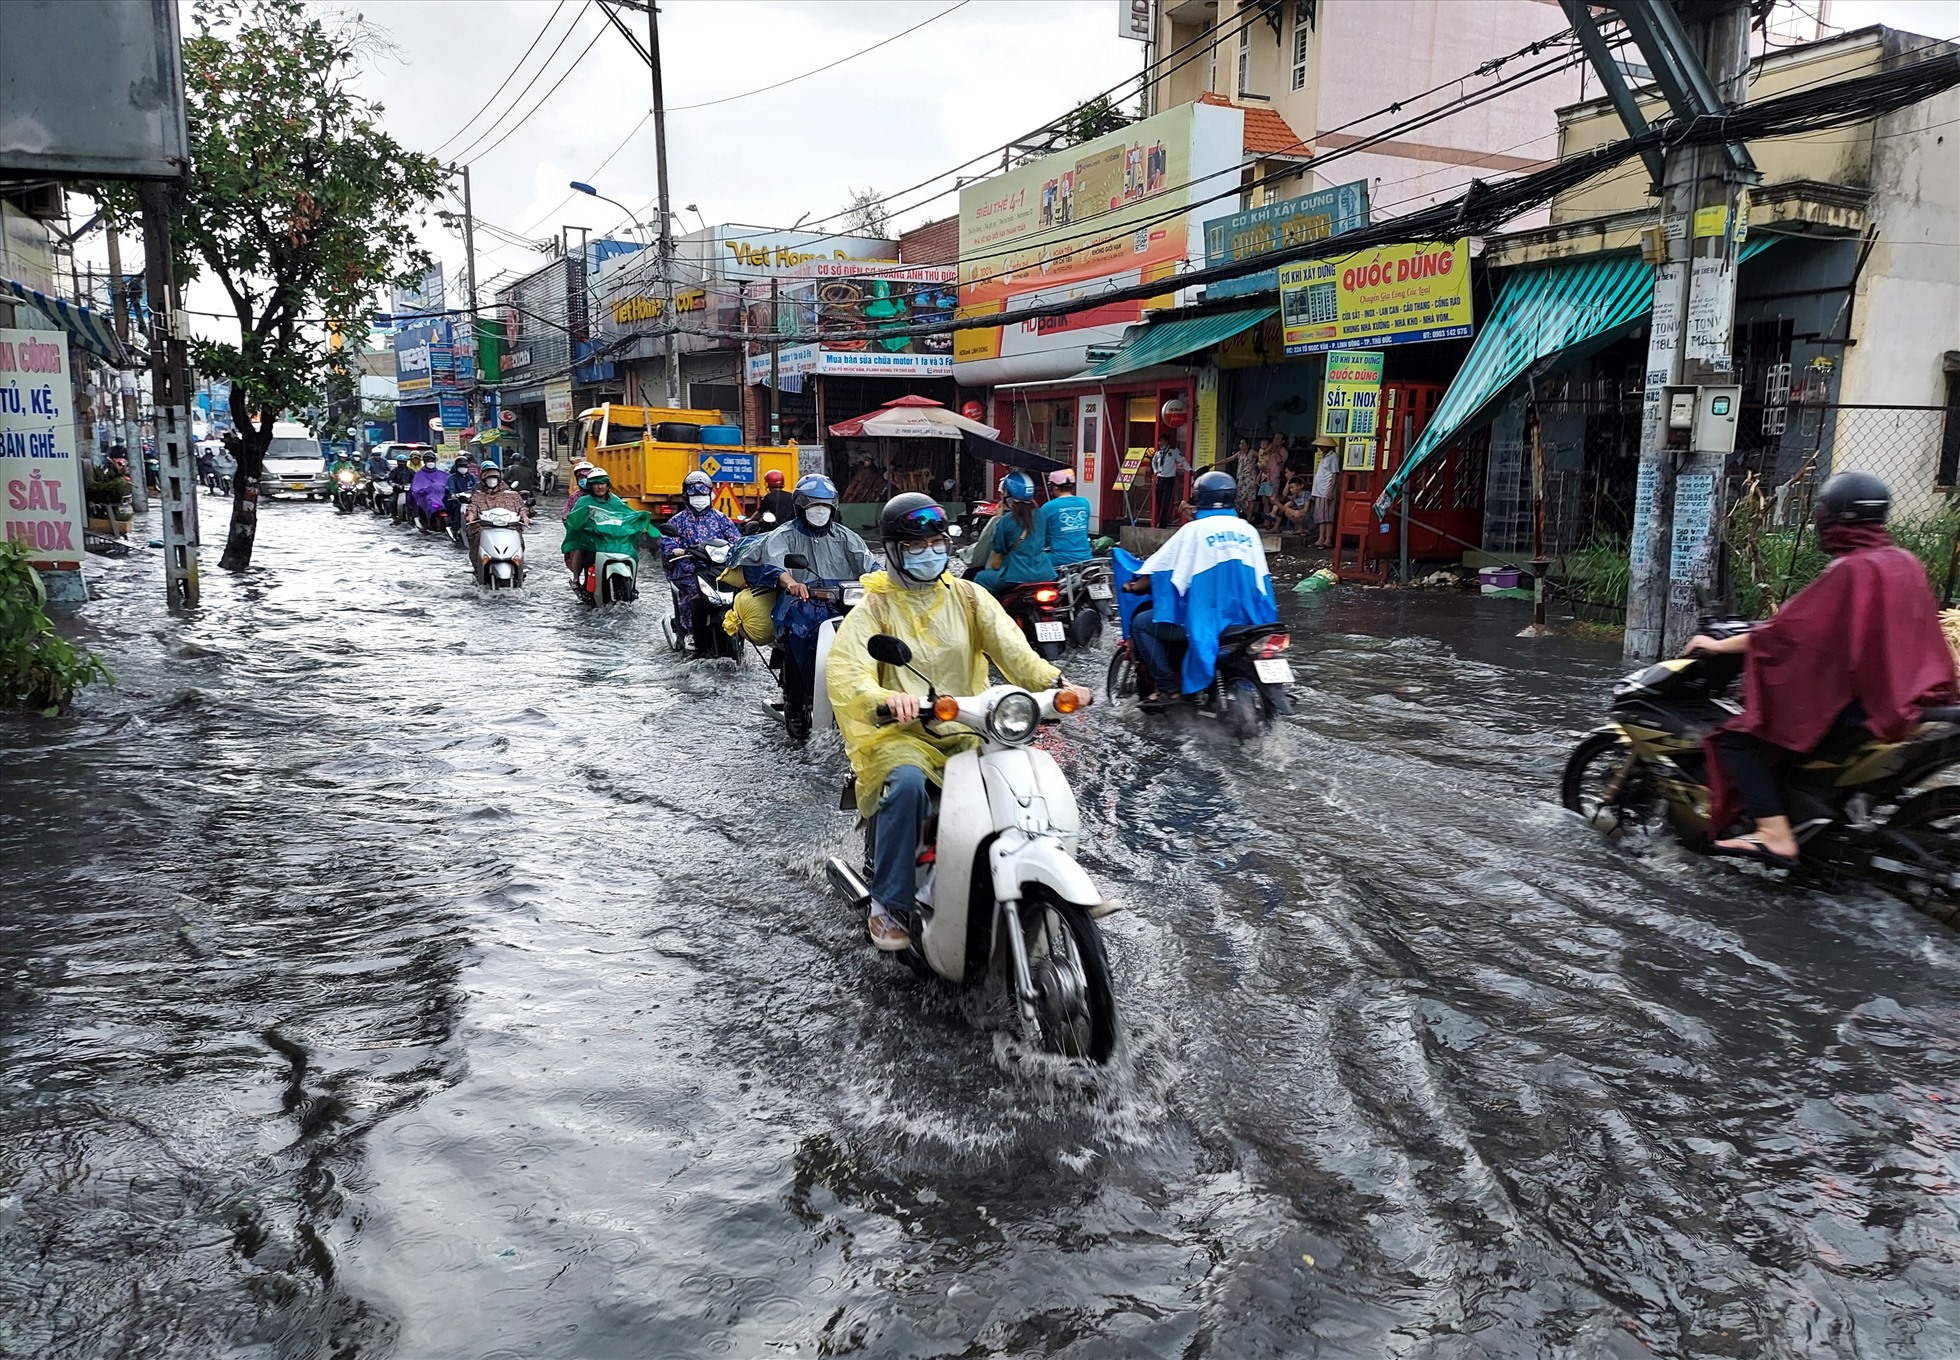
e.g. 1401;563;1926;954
826;493;1093;952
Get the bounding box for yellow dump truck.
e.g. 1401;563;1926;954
574;404;798;518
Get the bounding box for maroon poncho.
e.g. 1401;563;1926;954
1706;521;1958;831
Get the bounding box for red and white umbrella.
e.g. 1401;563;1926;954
828;394;997;440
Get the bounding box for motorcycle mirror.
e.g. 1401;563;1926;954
867;635;913;667
783;553;810;570
947;524;963;539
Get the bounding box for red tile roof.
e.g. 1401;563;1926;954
1196;91;1308;158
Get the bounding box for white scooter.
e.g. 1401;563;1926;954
475;506;526;589
824;634;1120;1062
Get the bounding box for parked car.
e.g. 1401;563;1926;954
258;423;328;499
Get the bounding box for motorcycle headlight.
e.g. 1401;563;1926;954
988;690;1039;744
337;471;355;484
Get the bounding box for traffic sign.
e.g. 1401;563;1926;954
701;453;756;483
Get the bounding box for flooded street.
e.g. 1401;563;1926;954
5;498;1959;1359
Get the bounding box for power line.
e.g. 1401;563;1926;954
666;0;972;112
448;8;603;166
428;0;572;159
520;111;654;238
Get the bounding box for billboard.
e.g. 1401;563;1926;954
954;101;1244;386
778;262;959;359
393;321;445;397
391;264;445;319
706;226;896;281
0;0;188;181
0;329;85;568
1205;180;1370;300
1279;239;1475;355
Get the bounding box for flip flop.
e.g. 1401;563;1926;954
1711;835;1800;870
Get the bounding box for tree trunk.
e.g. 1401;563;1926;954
218;395;269;571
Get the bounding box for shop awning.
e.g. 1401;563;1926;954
1088;306;1275;379
3;277;136;368
1376;237;1780;512
961;430;1067;473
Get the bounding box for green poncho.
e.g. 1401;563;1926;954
561;495;657;556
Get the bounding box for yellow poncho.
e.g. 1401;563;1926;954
826;570;1062;818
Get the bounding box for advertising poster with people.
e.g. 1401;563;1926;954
0;328;84;569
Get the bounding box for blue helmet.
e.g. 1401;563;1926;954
999;471;1036;502
792;474;837;513
1192;469;1237;510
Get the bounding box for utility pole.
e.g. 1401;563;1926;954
138;181;200;609
103;222;147;513
1569;0;1756;661
737;279;749;443
649;0;680;407
769;277;781;445
452;162;480;428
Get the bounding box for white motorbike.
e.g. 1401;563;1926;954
824;634;1120;1062
475;507;526;589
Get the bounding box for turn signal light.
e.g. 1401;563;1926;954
1033;587;1060;605
932;696;962;722
1253;632;1291;658
1054;688;1083;715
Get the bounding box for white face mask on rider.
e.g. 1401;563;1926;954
802;505;833;529
687;494;711;510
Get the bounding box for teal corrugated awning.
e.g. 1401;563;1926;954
1089;306;1275;378
1375;236;1780;512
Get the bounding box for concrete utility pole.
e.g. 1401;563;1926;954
649;0;680;407
769;278;781;444
138;181;200;609
103;222;147;514
1577;0;1757;662
451;162;480;427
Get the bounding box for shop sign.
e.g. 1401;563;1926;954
610;289;707;326
506;348;533;371
1206;180;1369;301
438;394;470;435
715;227;896;280
774;262;958;360
1194;366;1219;468
391;263;445;318
393;321;441;396
1319;349;1383;470
1279;238;1474;355
1119;0;1150;40
1111;447;1150;492
744;346;952;384
544;381;574;424
0;329;84;568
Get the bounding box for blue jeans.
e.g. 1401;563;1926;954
1131;611;1187;697
871;763;933;915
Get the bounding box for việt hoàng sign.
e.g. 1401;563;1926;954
1279;239;1474;355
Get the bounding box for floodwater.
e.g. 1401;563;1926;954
3;497;1957;1360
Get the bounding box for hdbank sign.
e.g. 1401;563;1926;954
952;100;1245;387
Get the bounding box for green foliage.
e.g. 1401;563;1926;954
0;541;111;714
843;187;891;239
1554;533;1631;612
101;0;445;540
1727;476;1960;616
1060;95;1129;147
84;469;133;505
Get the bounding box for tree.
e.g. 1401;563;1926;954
1059;95;1128;147
843;187;891;240
143;0;445;569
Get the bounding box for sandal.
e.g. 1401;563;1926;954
1711;834;1800;869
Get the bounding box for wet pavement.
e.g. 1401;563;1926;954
3;496;1958;1359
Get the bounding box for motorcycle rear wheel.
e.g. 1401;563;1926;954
1105;646;1137;703
1225;678;1264;740
1560;731;1663;843
1880;787;1960;923
1018;889;1117;1063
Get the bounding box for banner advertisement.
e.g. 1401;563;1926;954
1318;349;1383;438
0;329;83;567
544;381;575;424
391;263;445;318
1206;180;1369;301
1279;238;1474;355
393;321;439;396
1194;365;1219;467
774;262;959;359
438;394;469;435
745;345;951;385
955;101;1244;385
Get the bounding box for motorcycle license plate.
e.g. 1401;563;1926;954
1087;583;1113;600
1035;620;1066;642
1253;658;1293;684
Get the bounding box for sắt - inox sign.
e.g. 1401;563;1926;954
1280;239;1474;355
1205;180;1369;301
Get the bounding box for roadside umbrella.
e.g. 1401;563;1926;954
828;395;999;440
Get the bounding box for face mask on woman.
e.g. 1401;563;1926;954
901;544;948;582
687;493;711;510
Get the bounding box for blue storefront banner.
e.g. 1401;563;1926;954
700;453;755;483
438;394;470;436
1204;180;1370;300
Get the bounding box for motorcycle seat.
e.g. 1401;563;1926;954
1920;705;1960;724
1219;623;1284;644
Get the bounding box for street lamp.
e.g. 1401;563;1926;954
569;181;647;240
684;203;708;234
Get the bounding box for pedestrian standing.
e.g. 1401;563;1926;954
1232;436;1259;517
1311;435;1340;549
1151;431;1189;529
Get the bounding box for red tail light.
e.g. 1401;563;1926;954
1253;631;1291;658
1033;587;1060;605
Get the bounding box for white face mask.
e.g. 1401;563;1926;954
802;505;833;529
687;494;711;510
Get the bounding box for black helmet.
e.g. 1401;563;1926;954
1192;469;1237;511
878;492;950;579
1815;470;1890;527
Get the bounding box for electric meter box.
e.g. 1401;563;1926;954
1660;384;1741;453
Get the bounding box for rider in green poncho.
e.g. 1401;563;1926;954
561;471;657;581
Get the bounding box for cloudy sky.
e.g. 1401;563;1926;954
70;0;1959;340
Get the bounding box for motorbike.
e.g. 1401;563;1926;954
957;498;997;545
661;539;740;658
767;553;862;739
474;507;526;589
1560;612;1960;920
331;468;361;514
1056;557;1117;647
996;579;1069;662
741;509;783;537
442;491;470;547
1103;548;1294;738
824;634;1118;1062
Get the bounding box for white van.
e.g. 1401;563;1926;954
260;422;328;499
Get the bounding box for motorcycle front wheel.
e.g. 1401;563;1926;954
1879;787;1960;923
1105;645;1137;703
1560;731;1663;843
1018;889;1117;1063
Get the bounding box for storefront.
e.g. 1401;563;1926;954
989;370;1196;531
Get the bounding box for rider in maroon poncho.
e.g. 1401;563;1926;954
1686;471;1958;866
